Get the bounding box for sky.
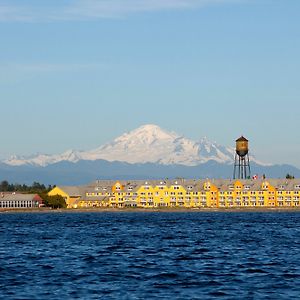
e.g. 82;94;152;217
0;0;300;167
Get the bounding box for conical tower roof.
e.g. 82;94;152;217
236;136;248;142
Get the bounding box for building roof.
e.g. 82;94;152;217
55;178;300;196
59;186;83;197
236;136;248;142
81;196;109;202
0;193;42;202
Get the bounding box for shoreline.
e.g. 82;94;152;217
1;207;300;214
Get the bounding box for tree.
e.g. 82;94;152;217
286;174;295;179
0;180;9;191
39;193;67;209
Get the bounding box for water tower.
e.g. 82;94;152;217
233;136;251;179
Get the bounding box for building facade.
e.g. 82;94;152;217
0;193;43;209
48;179;300;209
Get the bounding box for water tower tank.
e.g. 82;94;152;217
236;136;249;157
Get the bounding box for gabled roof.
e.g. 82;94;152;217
0;193;42;201
59;186;83;197
82;195;109;201
236;136;248;142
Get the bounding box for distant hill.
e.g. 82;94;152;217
4;124;266;167
1;124;299;185
0;160;299;186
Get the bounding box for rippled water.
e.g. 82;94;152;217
1;212;300;299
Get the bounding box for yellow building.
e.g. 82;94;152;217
48;178;300;209
48;186;82;208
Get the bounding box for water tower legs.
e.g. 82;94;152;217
233;153;251;179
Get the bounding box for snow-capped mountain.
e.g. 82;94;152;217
81;124;235;166
3;124;263;167
5;150;82;167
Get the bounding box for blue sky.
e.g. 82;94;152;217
0;0;300;167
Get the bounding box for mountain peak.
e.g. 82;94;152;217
136;124;163;131
115;124;179;145
3;124;265;167
129;124;176;136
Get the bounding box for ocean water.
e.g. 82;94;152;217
1;212;300;299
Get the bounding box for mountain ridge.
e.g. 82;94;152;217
3;124;267;167
0;159;299;186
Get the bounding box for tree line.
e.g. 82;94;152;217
0;180;66;209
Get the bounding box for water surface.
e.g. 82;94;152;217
1;212;300;299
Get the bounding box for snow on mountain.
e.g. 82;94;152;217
3;124;265;167
78;124;235;166
5;150;82;167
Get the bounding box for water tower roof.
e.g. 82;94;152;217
236;136;248;142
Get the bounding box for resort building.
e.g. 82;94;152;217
48;178;300;209
0;193;44;209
